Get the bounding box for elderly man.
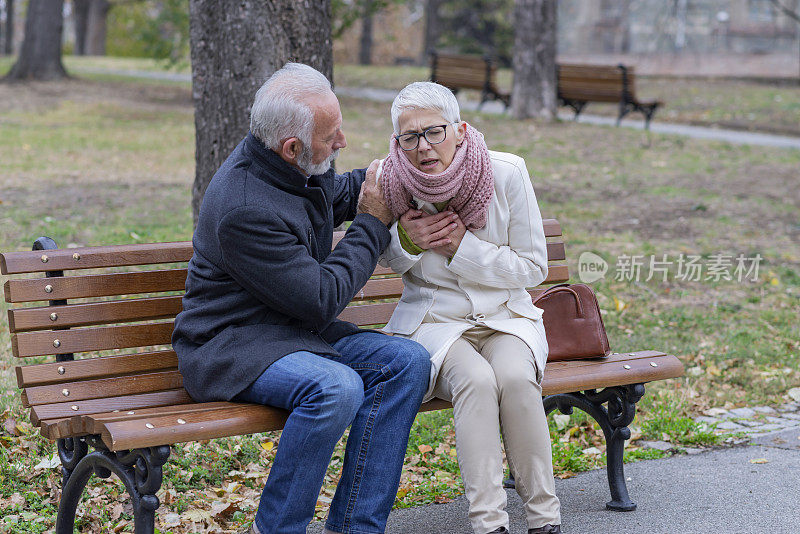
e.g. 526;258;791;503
172;63;430;534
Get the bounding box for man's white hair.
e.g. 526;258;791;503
250;63;332;150
390;81;461;134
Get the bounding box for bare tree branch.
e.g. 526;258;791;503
768;0;800;24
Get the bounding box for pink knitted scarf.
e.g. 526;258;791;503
381;123;494;230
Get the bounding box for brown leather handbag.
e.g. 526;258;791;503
532;283;612;361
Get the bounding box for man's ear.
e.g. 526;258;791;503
455;121;467;145
279;137;302;164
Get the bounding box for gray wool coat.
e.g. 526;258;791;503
172;133;391;402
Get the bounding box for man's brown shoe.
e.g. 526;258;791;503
528;525;561;534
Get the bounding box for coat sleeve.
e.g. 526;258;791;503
217;205;390;330
378;221;425;274
332;168;367;227
446;159;548;288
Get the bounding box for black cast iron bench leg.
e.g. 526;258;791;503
504;383;645;511
55;436;170;534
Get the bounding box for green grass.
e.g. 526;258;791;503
1;71;798;532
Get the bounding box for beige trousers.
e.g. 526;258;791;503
432;326;561;534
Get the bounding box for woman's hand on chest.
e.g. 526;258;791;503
430;212;466;259
400;209;460;249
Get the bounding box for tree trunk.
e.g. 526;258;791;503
189;0;333;225
421;0;443;65
3;0;14;55
511;0;557;121
359;1;374;65
4;0;67;81
73;0;90;55
85;0;109;56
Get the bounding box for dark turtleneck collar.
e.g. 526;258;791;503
243;132;309;189
243;132;334;193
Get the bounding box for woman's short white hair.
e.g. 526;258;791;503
390;81;461;134
250;63;332;149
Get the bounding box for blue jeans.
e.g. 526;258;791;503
234;332;430;534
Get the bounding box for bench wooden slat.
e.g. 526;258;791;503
12;322;174;358
8;296;184;333
81;401;238;430
0;242;193;275
15;350;178;388
546;242;566;262
23;370;183;407
31;388;193;430
338;302;398;326
543;353;683;395
4;269;187;303
351;277;405;301
98;404;290;450
38;418;75;440
544;350;665;371
542;219;561;237
544;265;569;284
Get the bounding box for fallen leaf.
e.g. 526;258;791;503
261;440;274;452
110;502;124;522
749;458;769;464
553;414;571;430
209;500;239;519
417;444;433;454
3;418;19;436
613;297;627;312
34;454;61;470
160;513;181;528
182;508;213;524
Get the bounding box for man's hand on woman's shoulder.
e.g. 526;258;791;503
357;159;394;226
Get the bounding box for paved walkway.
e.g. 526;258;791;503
305;423;800;533
336;86;800;150
72;67;800;150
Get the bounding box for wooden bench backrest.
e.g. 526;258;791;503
430;52;497;93
558;64;635;103
2;220;567;432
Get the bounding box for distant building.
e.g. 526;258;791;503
558;0;800;55
335;0;800;65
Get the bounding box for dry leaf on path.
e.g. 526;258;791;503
749;458;769;464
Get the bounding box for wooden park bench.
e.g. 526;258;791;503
430;51;510;110
558;63;662;129
1;221;683;533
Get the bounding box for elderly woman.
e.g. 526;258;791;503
378;82;562;534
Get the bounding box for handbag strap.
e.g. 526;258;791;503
533;283;585;318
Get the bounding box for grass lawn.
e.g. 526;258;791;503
0;72;798;533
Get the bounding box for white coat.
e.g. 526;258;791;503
378;150;550;401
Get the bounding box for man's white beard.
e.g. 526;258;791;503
298;146;339;176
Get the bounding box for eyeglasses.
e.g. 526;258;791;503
395;124;452;151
